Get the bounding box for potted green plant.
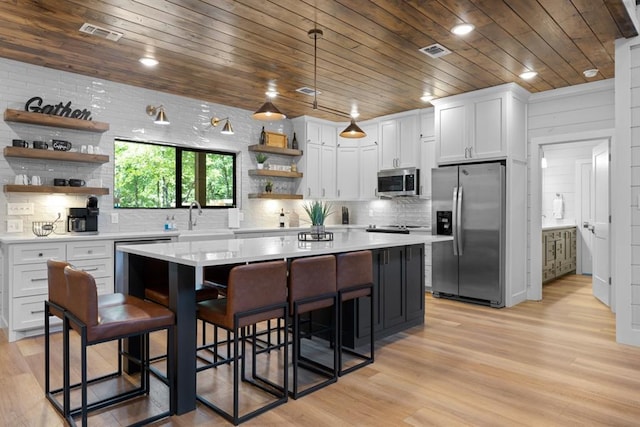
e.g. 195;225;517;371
265;180;273;193
255;152;268;169
302;200;333;236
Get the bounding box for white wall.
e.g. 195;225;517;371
541;141;600;227
0;57;431;234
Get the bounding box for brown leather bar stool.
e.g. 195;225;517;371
45;259;128;416
336;250;374;375
287;255;338;399
196;260;288;425
63;265;175;426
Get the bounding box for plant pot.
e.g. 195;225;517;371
265;184;273;193
257;163;264;169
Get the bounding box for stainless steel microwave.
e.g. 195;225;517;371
377;167;420;197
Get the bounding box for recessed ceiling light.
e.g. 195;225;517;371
420;93;434;102
583;68;598;78
139;57;158;67
519;70;538;80
265;90;279;98
350;110;360;119
451;23;475;36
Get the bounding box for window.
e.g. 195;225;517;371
114;139;236;208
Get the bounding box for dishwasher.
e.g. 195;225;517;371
114;237;172;293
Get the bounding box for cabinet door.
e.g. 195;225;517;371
397;114;418;168
419;137;436;198
360;143;379;199
381;246;405;329
472;96;505;159
405;244;425;321
321;124;337;147
336;145;359;200
379;119;398;169
306;121;322;145
437;102;467;164
304;143;322;198
320;144;336;198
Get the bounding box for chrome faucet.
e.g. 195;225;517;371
188;201;202;230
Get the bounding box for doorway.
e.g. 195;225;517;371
529;130;614;311
540;141;602;297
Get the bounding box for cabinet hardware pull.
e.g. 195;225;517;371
38;253;44;257
87;250;93;254
30;277;47;282
81;267;99;272
31;309;45;314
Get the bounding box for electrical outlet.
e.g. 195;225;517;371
111;213;119;224
7;219;23;233
7;202;34;215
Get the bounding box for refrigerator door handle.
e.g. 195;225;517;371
457;185;464;255
452;186;459;256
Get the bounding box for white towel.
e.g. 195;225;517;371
552;196;564;219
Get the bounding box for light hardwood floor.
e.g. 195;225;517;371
2;274;640;426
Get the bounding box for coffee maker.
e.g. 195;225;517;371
67;195;99;233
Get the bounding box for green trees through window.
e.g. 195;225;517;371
114;139;236;208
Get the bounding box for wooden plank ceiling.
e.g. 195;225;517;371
0;0;635;122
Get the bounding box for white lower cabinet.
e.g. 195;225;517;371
1;239;114;342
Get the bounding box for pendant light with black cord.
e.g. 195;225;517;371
307;27;366;138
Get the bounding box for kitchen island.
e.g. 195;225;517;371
117;232;451;415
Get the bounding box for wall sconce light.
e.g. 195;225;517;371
146;105;169;125
340;118;366;138
252;98;286;121
211;117;234;135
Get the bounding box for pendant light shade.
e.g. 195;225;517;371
340;119;366;138
252;99;286;121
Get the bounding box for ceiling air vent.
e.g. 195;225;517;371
79;23;123;42
419;43;452;58
296;87;321;96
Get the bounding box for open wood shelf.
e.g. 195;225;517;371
4;185;109;195
4;109;109;133
248;144;302;156
248;169;303;178
248;193;303;200
4;146;109;163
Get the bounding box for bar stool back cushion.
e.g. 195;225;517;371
336;250;373;300
288;255;336;313
198;260;288;329
47;259;70;318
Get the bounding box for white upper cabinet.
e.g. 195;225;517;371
336;145;359;200
378;111;419;170
433;83;529;164
292;116;337;199
358;123;379;200
336;122;378;200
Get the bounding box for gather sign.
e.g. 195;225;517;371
24;96;92;121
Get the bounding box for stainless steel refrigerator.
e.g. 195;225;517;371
431;162;505;307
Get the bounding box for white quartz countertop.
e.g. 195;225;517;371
542;224;577;231
0;224;369;244
117;233;452;267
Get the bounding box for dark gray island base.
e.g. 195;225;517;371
326;244;425;349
